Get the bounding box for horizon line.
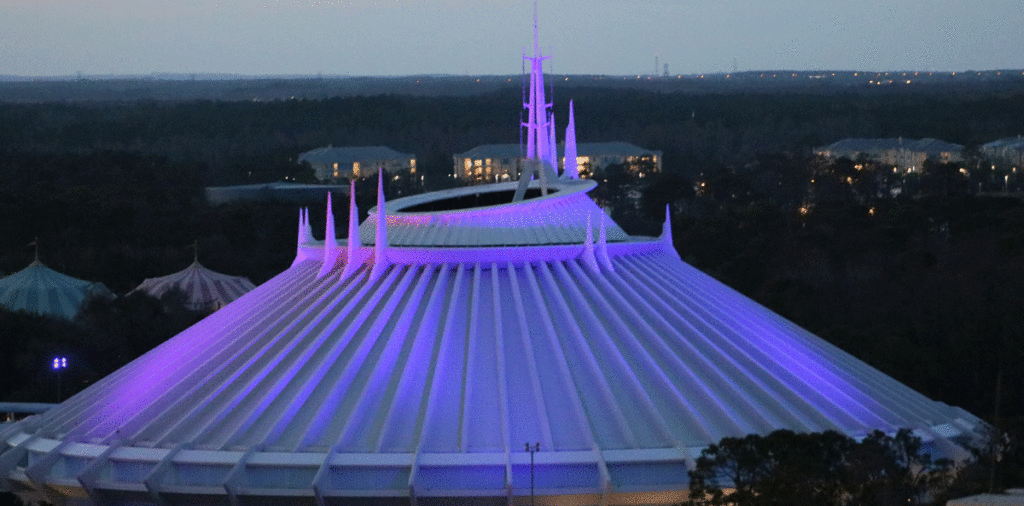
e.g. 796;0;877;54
3;69;1024;82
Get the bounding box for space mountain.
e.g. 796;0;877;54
0;17;983;506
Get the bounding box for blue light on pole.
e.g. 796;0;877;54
53;356;67;402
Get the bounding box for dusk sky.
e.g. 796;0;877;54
3;0;1022;77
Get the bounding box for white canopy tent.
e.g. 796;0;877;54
0;260;109;320
132;259;256;311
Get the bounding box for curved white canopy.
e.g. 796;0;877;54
0;260;109;320
133;260;256;311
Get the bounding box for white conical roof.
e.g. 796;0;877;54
0;260;109;320
133;260;256;311
0;179;983;505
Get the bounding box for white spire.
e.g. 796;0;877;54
298;208;315;245
563;100;579;179
292;207;317;266
324;193;336;248
547;110;558;177
318;193;339;279
340;180;362;281
370;170;389;280
661;204;681;260
302;208;315;244
514;2;557;202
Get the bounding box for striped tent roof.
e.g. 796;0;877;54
0;260;109;320
133;260;256;311
0;178;984;505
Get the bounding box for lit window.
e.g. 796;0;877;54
353;162;361;178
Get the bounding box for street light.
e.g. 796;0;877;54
525;442;539;506
52;357;67;402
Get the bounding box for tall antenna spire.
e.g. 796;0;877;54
514;1;557;202
532;0;539;57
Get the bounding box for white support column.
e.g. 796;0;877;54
222;445;261;506
0;435;37;491
407;445;422;506
75;441;127;505
310;449;333;506
595;450;612;506
23;439;70;486
139;442;188;506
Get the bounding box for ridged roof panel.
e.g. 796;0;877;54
14;248;978;453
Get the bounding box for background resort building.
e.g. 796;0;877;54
981;136;1024;170
298;145;416;181
454;142;662;184
816;137;964;173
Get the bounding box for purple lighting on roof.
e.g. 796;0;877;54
0;5;986;504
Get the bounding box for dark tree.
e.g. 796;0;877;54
685;429;953;506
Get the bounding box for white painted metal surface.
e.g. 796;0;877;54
0;179;984;505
